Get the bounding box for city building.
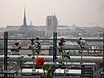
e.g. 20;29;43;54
5;9;46;38
46;14;58;37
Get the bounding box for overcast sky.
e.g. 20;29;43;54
0;0;104;27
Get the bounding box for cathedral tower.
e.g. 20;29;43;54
46;14;58;37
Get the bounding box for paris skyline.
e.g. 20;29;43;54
0;0;104;27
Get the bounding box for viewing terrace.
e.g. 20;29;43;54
0;32;104;78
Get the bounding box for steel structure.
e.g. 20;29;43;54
0;32;103;78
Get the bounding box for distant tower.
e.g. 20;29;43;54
23;8;27;26
20;8;28;33
72;23;77;28
30;20;32;26
46;14;58;37
72;23;75;26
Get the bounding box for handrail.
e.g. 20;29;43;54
0;38;103;41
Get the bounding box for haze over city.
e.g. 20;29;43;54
0;0;104;27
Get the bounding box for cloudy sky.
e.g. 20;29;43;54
0;0;104;27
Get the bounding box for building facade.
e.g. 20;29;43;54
46;14;58;37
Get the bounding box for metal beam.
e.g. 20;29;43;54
4;32;8;77
0;56;102;63
53;32;57;62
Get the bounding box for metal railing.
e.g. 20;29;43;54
0;32;104;78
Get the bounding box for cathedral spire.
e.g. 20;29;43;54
23;8;27;26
